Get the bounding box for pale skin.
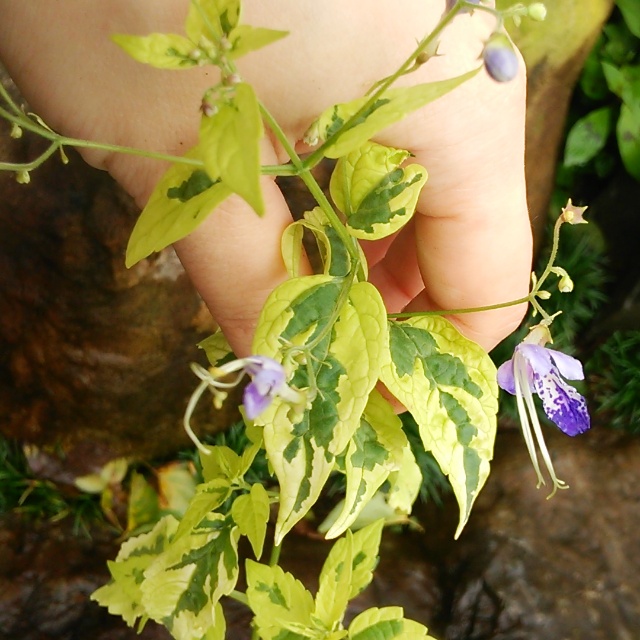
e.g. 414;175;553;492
0;1;532;357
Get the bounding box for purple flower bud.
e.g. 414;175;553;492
482;33;519;83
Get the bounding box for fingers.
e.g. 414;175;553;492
174;172;310;358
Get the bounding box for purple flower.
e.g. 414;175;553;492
242;356;292;419
184;356;304;453
497;325;590;496
482;33;519;83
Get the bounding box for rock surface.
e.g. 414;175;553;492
1;426;638;640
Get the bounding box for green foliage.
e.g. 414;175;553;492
561;2;640;183
587;330;640;433
0;437;103;534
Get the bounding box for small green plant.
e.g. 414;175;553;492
587;330;640;433
1;1;594;638
561;0;640;183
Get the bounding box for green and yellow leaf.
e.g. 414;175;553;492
126;153;231;267
141;514;240;640
252;276;388;543
174;478;232;540
330;141;427;240
186;0;240;41
199;82;264;214
313;68;481;158
323;390;407;539
91;515;180;628
380;317;498;538
348;607;435;640
246;560;316;640
228;25;288;59
112;33;197;69
231;483;270;559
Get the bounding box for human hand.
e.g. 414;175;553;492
0;0;531;357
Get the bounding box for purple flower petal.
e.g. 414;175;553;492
243;382;274;420
546;348;585;381
532;369;590;436
497;359;516;394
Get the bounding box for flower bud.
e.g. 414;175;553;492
537;290;551;300
528;3;547;21
558;274;574;293
482;33;519;82
15;170;30;184
10;123;23;139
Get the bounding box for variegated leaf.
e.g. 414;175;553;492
330;141;427;240
380;317;498;538
252;276;387;544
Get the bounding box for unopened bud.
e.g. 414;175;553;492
537;290;551;300
528;3;547;21
10;123;23;139
201;99;218;118
482;33;519;82
558;274;574;293
15;170;30;184
223;72;241;86
303;120;320;147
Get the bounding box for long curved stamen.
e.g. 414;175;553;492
513;361;545;488
521;383;569;498
183;379;212;455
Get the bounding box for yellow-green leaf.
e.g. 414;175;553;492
186;0;240;42
228;25;288;59
246;560;316;640
323;390;406;539
199;445;243;483
112;33;197;69
348;606;435;640
157;462;197;518
199;82;264;215
126;152;231;267
126;471;161;534
91;515;179;628
314;68;481;159
141;514;240;639
198;331;234;367
231;483;270;559
380;317;498;538
252;276;388;544
315;533;353;630
174;478;231;540
330;141;427;240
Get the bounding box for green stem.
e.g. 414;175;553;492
389;294;531;319
0;81;23;116
259;101;361;266
533;216;563;291
302;1;470;170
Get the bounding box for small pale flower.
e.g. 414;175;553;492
184;356;304;453
560;199;588;225
497;324;590;496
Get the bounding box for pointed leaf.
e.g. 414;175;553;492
330;141;427;240
112;33;197;69
91;515;179;628
380;317;498;538
141;515;240;639
174;478;232;540
126;154;231;266
157;462;197;517
314;68;481;158
563;107;613;167
198;331;234;367
315;533;353;630
246;560;316;640
231;483;270;559
199;82;264;214
324;391;407;538
228;25;288;59
199;445;243;483
617;102;640;181
186;0;240;41
126;471;161;533
348;607;434;640
252;277;388;543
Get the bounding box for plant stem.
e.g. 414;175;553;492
259;101;361;267
389;294;532;319
269;541;282;567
